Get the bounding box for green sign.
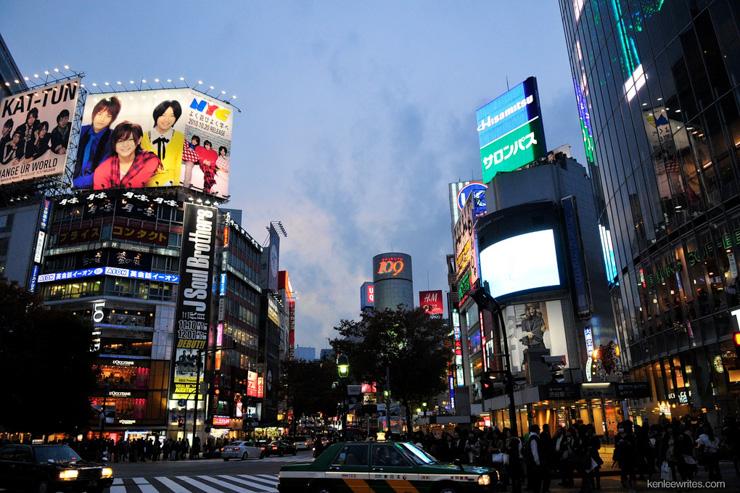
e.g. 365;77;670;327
479;118;546;183
457;269;471;301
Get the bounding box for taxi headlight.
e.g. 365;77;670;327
477;474;491;486
101;467;113;478
59;469;79;481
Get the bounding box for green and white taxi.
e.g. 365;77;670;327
278;441;500;493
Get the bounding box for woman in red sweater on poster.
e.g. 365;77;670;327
93;121;161;190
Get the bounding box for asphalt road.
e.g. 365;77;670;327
109;450;314;478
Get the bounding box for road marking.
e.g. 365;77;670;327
154;476;193;492
219;475;276;491
196;475;259;492
255;474;279;483
110;486;127;493
132;477;160;493
176;476;225;493
238;474;279;489
113;478;124;485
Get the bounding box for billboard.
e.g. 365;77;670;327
479;229;561;299
476;77;546;183
502;300;568;373
373;253;412;282
360;281;375;310
419;290;444;316
0;79;80;186
171;203;217;400
76;89;233;197
456;182;488;218
453;194;479;302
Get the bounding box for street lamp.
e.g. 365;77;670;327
336;355;349;439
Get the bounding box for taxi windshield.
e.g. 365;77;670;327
399;442;437;464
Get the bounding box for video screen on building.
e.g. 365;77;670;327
75;88;233;197
479;229;560;298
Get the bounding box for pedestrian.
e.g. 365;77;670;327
696;425;721;481
523;424;542;493
507;434;524;493
613;420;637;492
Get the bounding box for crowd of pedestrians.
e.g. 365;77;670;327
404;414;739;492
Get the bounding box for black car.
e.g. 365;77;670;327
0;443;114;493
267;439;297;457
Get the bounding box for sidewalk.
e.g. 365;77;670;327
542;461;738;492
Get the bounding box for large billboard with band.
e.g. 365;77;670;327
171;203;217;401
76;89;233;197
0;79;81;186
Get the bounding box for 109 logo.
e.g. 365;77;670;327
377;258;405;277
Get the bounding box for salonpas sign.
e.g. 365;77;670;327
476;76;547;183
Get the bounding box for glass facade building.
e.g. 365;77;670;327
560;0;740;423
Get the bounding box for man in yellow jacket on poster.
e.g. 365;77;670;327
142;100;185;187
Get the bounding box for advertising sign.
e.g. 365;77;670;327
263;224;280;292
0;79;81;186
172;349;205;400
76;89;233;197
373;252;412;282
456;182;488;218
419;290;444;316
37;266;178;284
267;296;280;326
476;77;546;183
171;203;217;401
562;196;591;318
360;281;375;310
502;300;568;374
56;226;101;246
246;371;259;398
454;195;479;302
112;223;169;246
479;229;561;299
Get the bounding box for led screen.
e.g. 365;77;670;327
479;229;560;298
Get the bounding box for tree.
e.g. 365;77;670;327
0;282;97;435
330;307;449;433
281;358;344;433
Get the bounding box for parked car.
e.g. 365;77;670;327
0;443;114;493
221;441;266;461
278;441;501;493
267;439;297;457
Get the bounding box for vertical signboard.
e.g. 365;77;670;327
476;77;547;183
454;195;479;304
562;196;591;318
419;290;444;317
265;224;280;292
360;281;375;310
171;203;217;400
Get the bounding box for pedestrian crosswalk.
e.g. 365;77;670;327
110;473;278;492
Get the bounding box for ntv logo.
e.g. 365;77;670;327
190;98;231;122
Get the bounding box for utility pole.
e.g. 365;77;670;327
471;281;518;437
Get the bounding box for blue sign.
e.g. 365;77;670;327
476;77;541;149
29;264;40;293
220;273;227;296
39;199;51;230
456;182;488;217
37;267;179;284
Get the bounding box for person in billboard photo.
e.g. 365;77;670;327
181;134;201;188
29;121;51;159
73;96;121;188
211;145;230;197
1;132;21;165
50;109;71;154
141;99;185;187
93;121;162;190
520;303;548;350
14;107;38;160
197;139;219;194
0;118;14;153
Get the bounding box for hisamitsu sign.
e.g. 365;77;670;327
476;77;546;183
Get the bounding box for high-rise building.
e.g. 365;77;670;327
372;252;413;311
294;346;316;361
560;0;740;423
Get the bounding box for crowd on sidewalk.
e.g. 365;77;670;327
406;414;739;492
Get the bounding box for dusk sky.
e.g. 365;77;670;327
2;1;584;350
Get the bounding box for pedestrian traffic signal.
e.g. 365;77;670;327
177;417;184;428
481;370;499;399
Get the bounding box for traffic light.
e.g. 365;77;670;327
542;355;567;383
481;370;499;399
